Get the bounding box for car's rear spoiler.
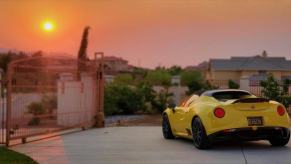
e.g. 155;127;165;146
232;98;269;104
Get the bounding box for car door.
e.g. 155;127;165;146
173;106;189;134
176;95;199;135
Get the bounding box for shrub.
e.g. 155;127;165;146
113;74;134;85
151;90;173;113
41;94;57;117
27;102;45;125
228;80;240;89
104;84;144;115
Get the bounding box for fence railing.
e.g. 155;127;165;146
0;55;104;146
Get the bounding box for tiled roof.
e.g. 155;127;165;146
103;56;128;62
210;56;291;71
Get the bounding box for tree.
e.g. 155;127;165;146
260;75;291;110
0;53;12;72
144;70;173;112
260;75;281;101
77;26;90;76
78;26;90;61
137;82;172;114
137;82;156;103
167;65;182;75
144;70;171;86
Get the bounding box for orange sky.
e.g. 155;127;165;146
1;0;291;68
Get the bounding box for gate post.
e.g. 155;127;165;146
94;52;104;128
6;63;13;146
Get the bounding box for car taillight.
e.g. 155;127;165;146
214;107;225;118
277;106;285;116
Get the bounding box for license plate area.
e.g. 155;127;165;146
247;117;263;126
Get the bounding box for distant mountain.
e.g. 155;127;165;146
0;48;19;53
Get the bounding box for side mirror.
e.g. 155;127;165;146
168;103;176;113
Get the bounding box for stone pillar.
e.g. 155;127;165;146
239;76;250;91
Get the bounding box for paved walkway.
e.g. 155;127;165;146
11;126;291;164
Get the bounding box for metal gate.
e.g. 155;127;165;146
3;54;104;146
0;72;6;144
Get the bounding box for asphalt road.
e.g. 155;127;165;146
11;126;291;164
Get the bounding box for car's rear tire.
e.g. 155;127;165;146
192;117;211;149
162;115;174;139
268;129;290;146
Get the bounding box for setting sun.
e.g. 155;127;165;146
42;21;55;32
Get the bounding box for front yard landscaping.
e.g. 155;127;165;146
0;147;37;164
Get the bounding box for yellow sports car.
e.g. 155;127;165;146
162;89;290;149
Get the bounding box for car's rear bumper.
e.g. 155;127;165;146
208;127;290;142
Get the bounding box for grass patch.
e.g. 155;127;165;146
0;147;37;164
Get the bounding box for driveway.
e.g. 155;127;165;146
11;126;291;164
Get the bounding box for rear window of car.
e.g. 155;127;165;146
212;91;251;101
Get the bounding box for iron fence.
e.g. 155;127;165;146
0;55;104;146
0;81;6;144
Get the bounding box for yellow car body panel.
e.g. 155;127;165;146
163;95;290;140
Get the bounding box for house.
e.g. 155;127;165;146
185;61;208;72
171;75;181;86
206;51;291;88
103;56;131;74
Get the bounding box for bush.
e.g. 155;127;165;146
228;80;240;89
41;94;57;116
27;102;45;125
113;74;134;85
104;84;144;115
28;117;40;126
27;102;45;115
151;90;173;113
